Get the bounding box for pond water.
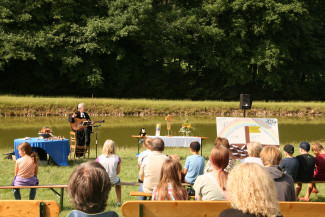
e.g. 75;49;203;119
1;116;325;152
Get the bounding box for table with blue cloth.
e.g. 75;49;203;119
14;137;70;166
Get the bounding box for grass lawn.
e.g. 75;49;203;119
0;142;324;216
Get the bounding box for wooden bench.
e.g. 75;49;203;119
130;191;195;199
121;200;325;217
0;185;67;211
0;200;60;217
0;182;143;212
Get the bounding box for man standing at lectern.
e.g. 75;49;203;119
68;103;93;157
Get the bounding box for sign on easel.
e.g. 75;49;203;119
216;117;279;146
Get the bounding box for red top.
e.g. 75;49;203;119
314;154;325;180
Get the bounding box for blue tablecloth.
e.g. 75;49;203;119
14;138;70;166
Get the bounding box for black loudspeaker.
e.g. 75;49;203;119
240;94;252;109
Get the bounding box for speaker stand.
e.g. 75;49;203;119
243;109;246;118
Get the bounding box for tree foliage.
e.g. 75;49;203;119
0;0;324;100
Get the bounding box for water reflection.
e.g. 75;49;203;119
1;116;325;151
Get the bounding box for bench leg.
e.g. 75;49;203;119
60;187;64;211
40;202;45;217
49;187;64;212
139;204;143;217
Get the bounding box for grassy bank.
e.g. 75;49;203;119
0;95;325;117
1;142;325;216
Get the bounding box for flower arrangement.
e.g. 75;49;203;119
179;116;193;136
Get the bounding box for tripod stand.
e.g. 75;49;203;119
93;124;101;158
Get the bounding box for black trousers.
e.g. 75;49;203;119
75;127;91;157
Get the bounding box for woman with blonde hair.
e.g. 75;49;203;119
194;145;229;201
96;139;122;206
219;163;283;217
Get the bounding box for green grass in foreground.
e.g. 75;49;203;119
0;142;324;216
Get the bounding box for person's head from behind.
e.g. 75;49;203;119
283;144;294;157
190;141;200;154
299;141;310;154
18;142;38;163
214;137;230;149
169;154;180;162
143;137;152;150
227;163;280;217
247;141;263;157
210;145;229;170
102;139;115;156
260;146;282;166
151;137;164;152
18;142;33;156
311;143;324;156
155;158;185;200
209;145;229;190
160;158;183;183
67;161;111;214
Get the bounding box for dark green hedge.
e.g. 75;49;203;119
1;0;324;100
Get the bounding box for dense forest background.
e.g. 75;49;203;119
0;0;324;100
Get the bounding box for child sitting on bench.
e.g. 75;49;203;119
152;158;188;200
12;142;39;200
300;143;325;201
97;139;122;206
183;141;205;184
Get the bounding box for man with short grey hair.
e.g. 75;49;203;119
68;103;93;157
139;137;169;200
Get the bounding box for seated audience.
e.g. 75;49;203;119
67;161;118;217
300;142;325;201
139;137;169;200
219;163;283;217
204;137;236;173
194;145;229;201
137;137;152;182
260;146;296;201
96;139;122;206
183;141;205;184
239;141;263;166
295;142;316;201
279;144;299;182
152;158;188;200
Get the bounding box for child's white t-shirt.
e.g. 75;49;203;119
98;154;121;184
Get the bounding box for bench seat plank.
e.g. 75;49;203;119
0;200;60;217
121;201;325;217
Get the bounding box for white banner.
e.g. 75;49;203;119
216;117;279;145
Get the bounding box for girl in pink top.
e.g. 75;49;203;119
12;142;39;200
